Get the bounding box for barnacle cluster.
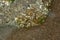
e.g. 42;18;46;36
0;0;51;28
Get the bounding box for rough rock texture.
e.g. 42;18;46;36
0;0;60;40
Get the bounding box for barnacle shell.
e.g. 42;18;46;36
0;0;51;28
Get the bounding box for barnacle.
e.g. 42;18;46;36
0;0;15;7
15;0;51;28
0;0;52;28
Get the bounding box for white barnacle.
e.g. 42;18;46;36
15;17;18;21
2;0;10;6
0;0;51;28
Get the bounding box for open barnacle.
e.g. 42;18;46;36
0;0;52;28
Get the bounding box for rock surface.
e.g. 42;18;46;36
0;0;60;40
